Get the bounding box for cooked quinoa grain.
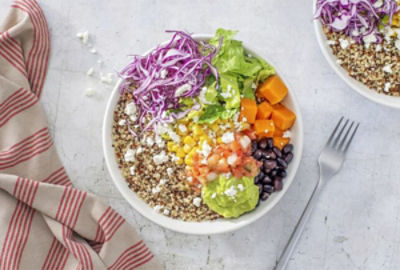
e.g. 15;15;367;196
112;93;220;221
324;27;400;95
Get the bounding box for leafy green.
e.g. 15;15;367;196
219;74;240;109
198;104;225;124
198;28;276;122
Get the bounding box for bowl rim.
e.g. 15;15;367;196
102;34;304;235
312;0;400;109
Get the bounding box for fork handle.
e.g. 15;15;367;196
274;179;325;270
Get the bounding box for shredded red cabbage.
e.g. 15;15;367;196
315;0;399;43
119;31;219;134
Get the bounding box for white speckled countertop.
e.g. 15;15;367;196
2;0;400;269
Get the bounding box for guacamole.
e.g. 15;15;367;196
202;175;259;218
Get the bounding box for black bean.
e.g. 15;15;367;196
263;167;272;174
251;141;258;153
263;160;277;170
263;150;276;160
272;146;282;158
274;179;283;191
284;152;294;163
253;149;263;160
257;184;263;194
278;170;287;178
261;175;272;185
263;185;274;193
261;192;269;201
258;171;265;179
267;138;274;149
254;175;261;184
258;138;268;149
283;144;293;154
270;169;278;177
277;158;288;169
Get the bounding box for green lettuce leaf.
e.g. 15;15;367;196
198;104;225;124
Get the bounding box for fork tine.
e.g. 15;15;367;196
326;117;344;146
332;119;349;148
338;121;354;150
343;122;360;152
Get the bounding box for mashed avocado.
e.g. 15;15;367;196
202;175;259;218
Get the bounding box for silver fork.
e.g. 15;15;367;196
274;117;359;270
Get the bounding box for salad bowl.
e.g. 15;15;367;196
313;0;400;109
103;34;304;235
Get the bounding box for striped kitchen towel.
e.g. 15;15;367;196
0;0;162;269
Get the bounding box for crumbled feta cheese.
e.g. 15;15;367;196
167;168;173;176
146;137;154;147
339;38;349;49
124;149;135;162
155;135;165;148
152;186;161;194
376;44;382;52
224;172;232;178
153;151;169;165
327;40;336;45
130;115;137;121
227;153;238;165
224;185;237;198
211;192;217;199
77;31;89;45
160;69;168;79
207;172;218;181
187;176;193;183
239;135;251;149
129;166;135;175
163;209;170;216
100;73;113;84
118;119;126;126
384;82;391;93
336;59;343;64
136;146;143;154
90;48;97;54
200;141;212;158
170;154;179;162
363;33;377;49
373;0;383;7
87;67;95;76
237;184;245;191
154;205;163;212
395;40;400;51
174;83;191;97
283;130;292;138
178;124;187;133
383;65;392;74
193;197;202;207
84;88;95;97
159;179;167;185
251;83;257;89
168;130;181;143
125;102;137;116
221;132;234;144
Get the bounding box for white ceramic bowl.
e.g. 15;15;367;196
103;35;304;235
313;0;400;109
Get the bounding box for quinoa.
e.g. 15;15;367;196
112;92;220;221
324;27;400;95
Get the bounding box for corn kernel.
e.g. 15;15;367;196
183;144;192;153
176;158;183;165
185;155;193;166
176;149;185;158
217;137;223;144
183;136;195;146
210;123;219;132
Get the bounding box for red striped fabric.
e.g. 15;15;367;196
0;0;160;269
